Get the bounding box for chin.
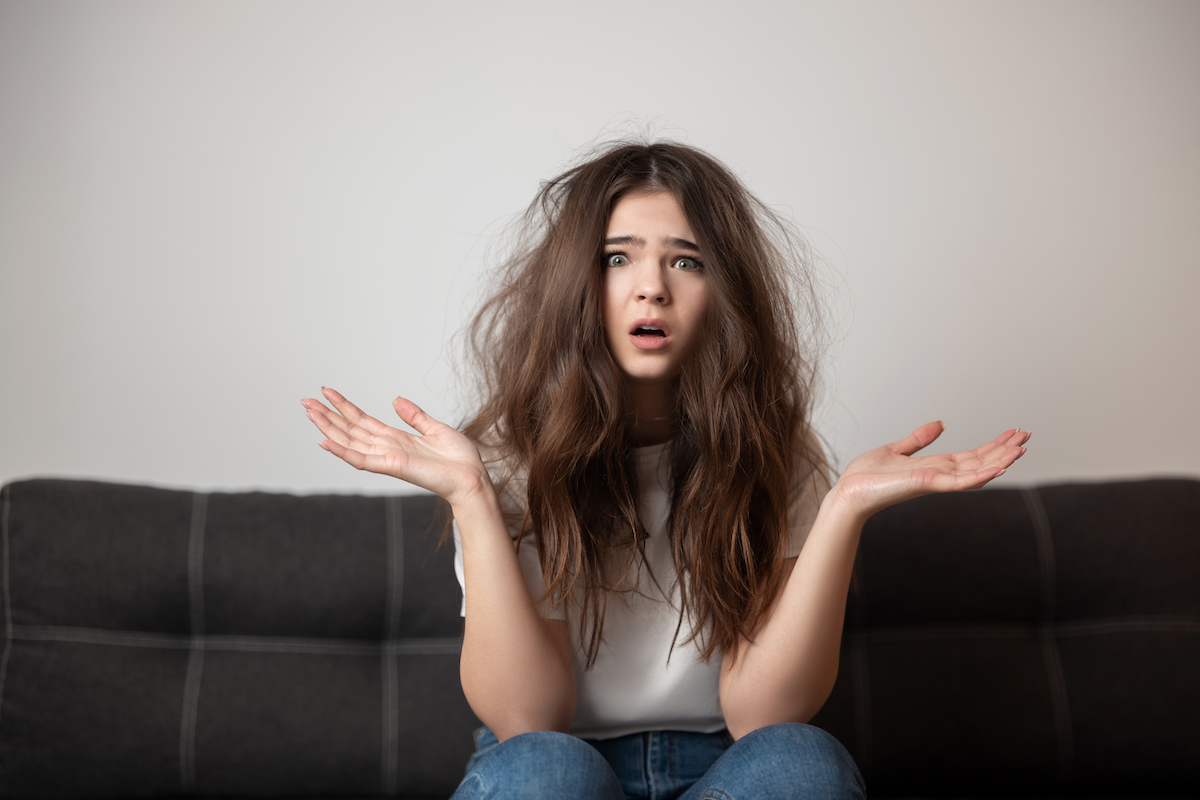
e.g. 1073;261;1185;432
620;368;681;385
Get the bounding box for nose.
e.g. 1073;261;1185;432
634;262;669;304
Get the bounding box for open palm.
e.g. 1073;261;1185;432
302;387;489;506
835;422;1030;521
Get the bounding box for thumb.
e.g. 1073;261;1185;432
891;421;945;456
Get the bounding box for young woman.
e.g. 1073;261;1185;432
301;142;1029;800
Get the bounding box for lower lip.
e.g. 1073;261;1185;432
630;333;672;350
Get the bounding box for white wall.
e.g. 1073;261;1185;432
2;0;1197;495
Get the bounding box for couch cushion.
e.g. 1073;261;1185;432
1;479;477;799
811;479;1200;796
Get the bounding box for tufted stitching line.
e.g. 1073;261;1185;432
10;625;464;654
180;492;208;794
16;617;1190;649
0;486;12;733
861;623;1032;643
1056;617;1200;635
1023;487;1072;785
188;494;207;637
180;648;204;794
851;631;872;783
382;496;404;796
848;546;871;782
385;496;404;640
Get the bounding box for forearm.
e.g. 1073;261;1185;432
453;484;576;741
719;487;865;739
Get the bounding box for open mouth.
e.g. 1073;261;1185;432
633;326;666;338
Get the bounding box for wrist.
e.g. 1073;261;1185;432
448;468;501;519
822;479;875;529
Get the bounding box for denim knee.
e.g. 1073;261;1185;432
452;730;624;800
686;723;865;800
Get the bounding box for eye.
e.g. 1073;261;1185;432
672;257;703;272
605;253;629;268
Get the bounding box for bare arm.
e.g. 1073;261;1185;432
302;388;575;740
719;422;1030;740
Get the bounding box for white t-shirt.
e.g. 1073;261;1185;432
452;438;829;740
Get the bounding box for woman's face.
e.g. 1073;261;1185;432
601;191;710;388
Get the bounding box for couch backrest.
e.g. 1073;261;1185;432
810;479;1200;795
1;479;476;799
3;478;1198;798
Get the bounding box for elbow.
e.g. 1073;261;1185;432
724;705;817;743
721;681;834;742
460;668;576;743
491;704;576;742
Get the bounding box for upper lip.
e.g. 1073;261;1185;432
629;318;672;336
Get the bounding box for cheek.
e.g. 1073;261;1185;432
679;281;711;335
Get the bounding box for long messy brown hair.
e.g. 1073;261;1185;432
462;140;825;667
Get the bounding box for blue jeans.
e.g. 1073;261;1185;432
450;723;865;800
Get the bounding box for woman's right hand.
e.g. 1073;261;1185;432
301;387;491;507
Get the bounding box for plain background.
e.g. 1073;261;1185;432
2;1;1197;495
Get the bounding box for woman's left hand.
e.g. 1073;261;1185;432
831;422;1030;523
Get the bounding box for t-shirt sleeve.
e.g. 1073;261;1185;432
785;431;833;559
451;521;568;622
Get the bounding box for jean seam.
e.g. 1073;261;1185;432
645;731;657;800
668;731;677;793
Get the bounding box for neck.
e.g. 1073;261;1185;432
625;380;676;446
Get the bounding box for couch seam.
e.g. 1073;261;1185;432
851;631;872;783
1055;617;1200;635
15;618;1195;648
0;485;12;734
180;491;208;795
1023;487;1073;786
9;625;466;653
386;496;404;640
180;647;204;794
849;539;870;781
382;496;404;796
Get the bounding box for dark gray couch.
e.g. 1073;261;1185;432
1;477;1197;798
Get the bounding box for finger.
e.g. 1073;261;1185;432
321;387;393;437
302;398;354;438
971;428;1018;459
393;396;442;436
983;442;1028;470
304;405;355;448
956;443;1024;474
971;428;1031;462
891;421;945;457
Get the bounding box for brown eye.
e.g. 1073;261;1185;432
605;253;629;267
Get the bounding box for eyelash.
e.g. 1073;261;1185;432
603;252;705;271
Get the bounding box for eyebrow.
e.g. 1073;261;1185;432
604;235;702;252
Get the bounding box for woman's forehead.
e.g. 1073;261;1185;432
605;192;696;242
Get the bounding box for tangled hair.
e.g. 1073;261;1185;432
463;140;825;667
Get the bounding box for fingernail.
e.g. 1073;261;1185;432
318;441;329;451
997;468;1007;476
